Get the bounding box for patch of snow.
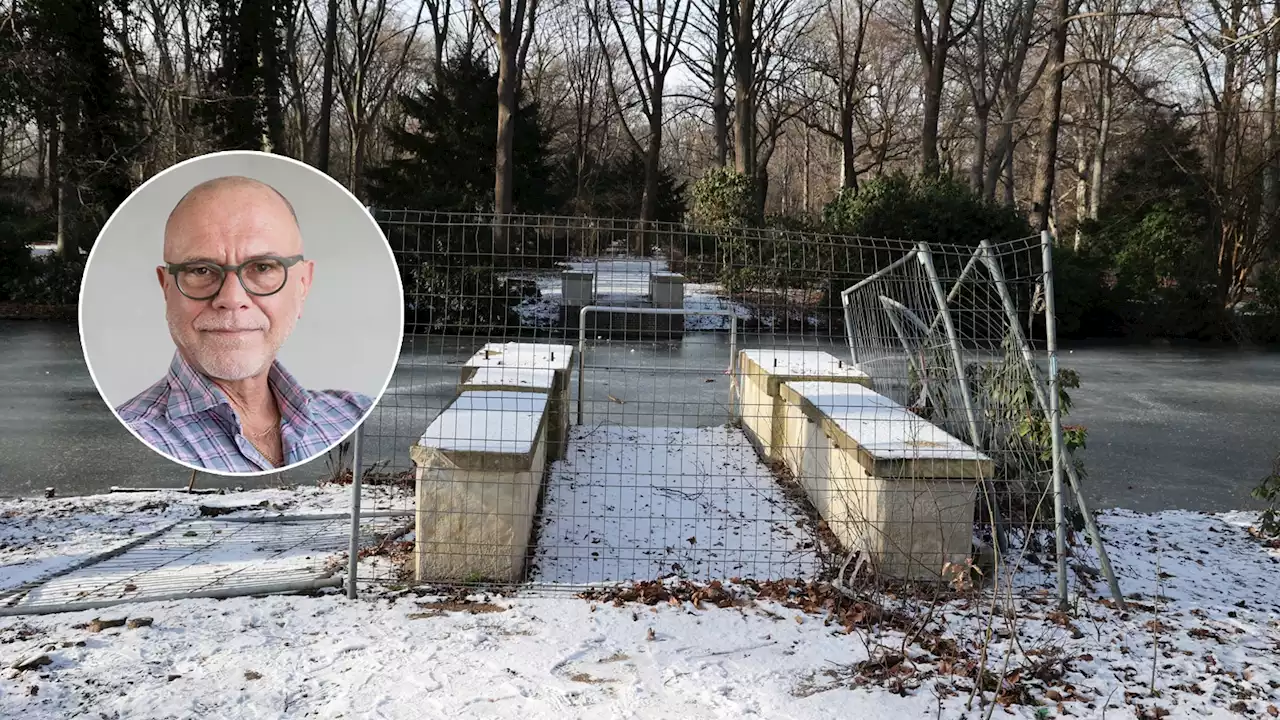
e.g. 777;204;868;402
465;343;574;372
418;391;549;454
742;349;865;380
531;425;820;584
464;366;555;391
786;381;988;461
683;283;753;331
0;491;1277;719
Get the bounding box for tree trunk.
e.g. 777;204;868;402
1074;126;1089;250
915;0;954;178
263;10;287;156
803;127;811;212
54;105;76;260
494;26;518;253
733;0;755;177
840;103;857;189
970;106;988;191
1029;0;1068;232
1261;26;1278;231
36;124;46;192
317;0;338;171
1003;143;1014;206
640;93;664;254
1088;78;1111;219
712;0;730;167
920;62;944;177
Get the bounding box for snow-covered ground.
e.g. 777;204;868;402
512;257;752;331
1;482;1276;718
531;425;821;584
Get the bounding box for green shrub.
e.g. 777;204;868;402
821;172;1031;247
818;172;1033;312
1253;456;1280;538
688;168;759;229
4;254;85;305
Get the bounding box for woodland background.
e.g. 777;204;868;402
3;0;1280;341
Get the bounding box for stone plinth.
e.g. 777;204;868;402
778;381;993;581
562;270;595;308
411;391;550;584
460;343;575;461
736;349;872;466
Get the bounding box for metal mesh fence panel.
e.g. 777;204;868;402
344;213;1108;601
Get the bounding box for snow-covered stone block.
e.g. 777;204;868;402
460;343;575;460
736;349;872;464
410;391;551;583
778;381;993;581
561;270;595;308
649;272;685;309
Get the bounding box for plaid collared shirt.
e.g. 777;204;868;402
116;352;373;474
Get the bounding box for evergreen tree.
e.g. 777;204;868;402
1081;114;1221;337
206;0;289;152
560;152;687;221
365;54;556;213
7;0;139;256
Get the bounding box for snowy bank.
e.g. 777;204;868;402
0;486;1276;719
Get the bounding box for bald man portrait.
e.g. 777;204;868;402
115;175;373;473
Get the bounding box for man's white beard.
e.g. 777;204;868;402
170;312;297;382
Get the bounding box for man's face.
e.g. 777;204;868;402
158;181;313;382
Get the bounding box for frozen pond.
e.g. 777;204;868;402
1;319;1277;513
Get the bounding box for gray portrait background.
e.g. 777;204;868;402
81;151;403;408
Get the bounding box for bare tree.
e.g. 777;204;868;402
586;0;691;230
954;0;1044;197
1172;0;1278;303
806;0;876;189
1029;0;1068;231
472;0;540;242
913;0;983;176
334;0;426;197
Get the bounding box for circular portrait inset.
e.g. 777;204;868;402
80;150;403;476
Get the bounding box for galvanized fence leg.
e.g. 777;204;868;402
1041;234;1070;611
1040;231;1126;610
916;243;1008;558
347;423;364;600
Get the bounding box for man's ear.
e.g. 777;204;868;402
296;260;314;318
155;266;167;292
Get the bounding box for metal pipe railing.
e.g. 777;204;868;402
575;306;740;425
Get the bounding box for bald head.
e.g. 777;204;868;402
164;176;302;261
157;174;315;384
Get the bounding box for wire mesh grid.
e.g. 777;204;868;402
350;213;1093;598
0;514;409;615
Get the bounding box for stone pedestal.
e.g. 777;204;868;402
561;270;594;319
411;391;550;583
736;349;872;467
777;381;993;581
460;343;574;461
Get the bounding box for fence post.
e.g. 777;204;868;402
916;242;1007;557
1042;231;1070;611
346;423;364;600
728;315;738;421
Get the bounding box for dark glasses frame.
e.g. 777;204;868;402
164;254;305;301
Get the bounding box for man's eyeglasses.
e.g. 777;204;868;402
165;254;305;301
